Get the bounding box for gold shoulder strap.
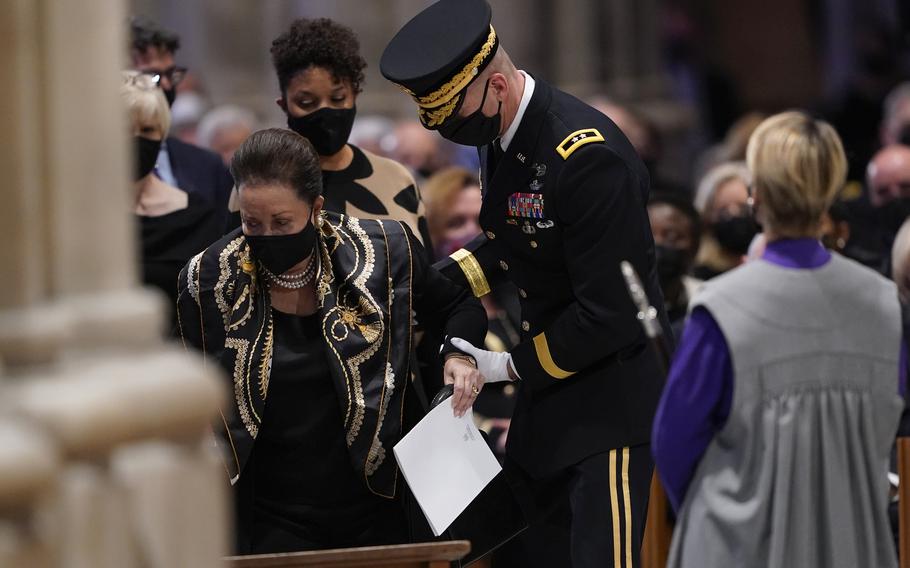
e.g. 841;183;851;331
556;128;605;160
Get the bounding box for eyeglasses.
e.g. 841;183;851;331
140;66;188;88
123;72;160;91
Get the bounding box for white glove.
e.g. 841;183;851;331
450;337;519;383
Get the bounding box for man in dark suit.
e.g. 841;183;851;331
381;1;669;566
129;17;233;232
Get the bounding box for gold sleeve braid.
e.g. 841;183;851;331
533;333;575;379
449;248;491;298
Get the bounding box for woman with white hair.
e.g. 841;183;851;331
197;104;257;166
121;71;226;322
654;111;905;567
691;161;758;279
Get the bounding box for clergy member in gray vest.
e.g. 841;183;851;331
653;111;905;568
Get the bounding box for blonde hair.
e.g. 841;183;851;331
746;111;847;237
120;70;171;137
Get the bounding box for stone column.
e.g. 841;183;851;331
600;0;667;100
551;0;598;94
0;0;46;310
0;0;229;565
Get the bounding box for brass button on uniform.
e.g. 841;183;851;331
519;288;527;298
486;230;496;240
522;320;530;331
530;240;538;248
499;260;509;271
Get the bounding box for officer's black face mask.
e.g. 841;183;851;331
287;105;356;157
134;135;162;181
438;79;502;147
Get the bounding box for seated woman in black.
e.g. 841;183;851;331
122;71;227;326
176;128;486;554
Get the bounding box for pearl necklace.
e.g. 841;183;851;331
262;255;319;290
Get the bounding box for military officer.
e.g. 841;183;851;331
381;1;670;566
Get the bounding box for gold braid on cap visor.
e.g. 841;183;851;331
395;25;498;128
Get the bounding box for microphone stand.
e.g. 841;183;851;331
620;260;671;376
621;260;674;567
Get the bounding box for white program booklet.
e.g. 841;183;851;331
393;399;502;536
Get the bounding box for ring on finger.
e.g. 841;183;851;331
471;385;480;395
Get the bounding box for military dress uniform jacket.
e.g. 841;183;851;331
437;79;670;479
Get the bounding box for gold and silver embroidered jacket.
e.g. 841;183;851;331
177;212;485;497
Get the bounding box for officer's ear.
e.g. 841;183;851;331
276;97;288;113
488;72;509;103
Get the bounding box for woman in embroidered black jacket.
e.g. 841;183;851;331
176;128;486;554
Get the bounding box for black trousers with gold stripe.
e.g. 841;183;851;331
497;444;653;568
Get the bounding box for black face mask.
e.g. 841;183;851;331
437;79;502;147
712;215;759;255
877;197;910;244
134;135;162;181
245;219;317;275
654;244;690;285
162;86;177;107
287;105;356;156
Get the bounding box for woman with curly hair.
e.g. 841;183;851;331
269;18;434;257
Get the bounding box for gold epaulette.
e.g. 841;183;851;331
556;128;605;160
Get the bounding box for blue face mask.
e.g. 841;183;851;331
437;79;502;147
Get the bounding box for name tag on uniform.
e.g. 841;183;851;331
507;193;545;219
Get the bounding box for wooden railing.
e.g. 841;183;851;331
224;541;471;568
641;472;672;568
225;444;910;568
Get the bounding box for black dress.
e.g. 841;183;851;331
242;309;407;554
140;190;224;327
